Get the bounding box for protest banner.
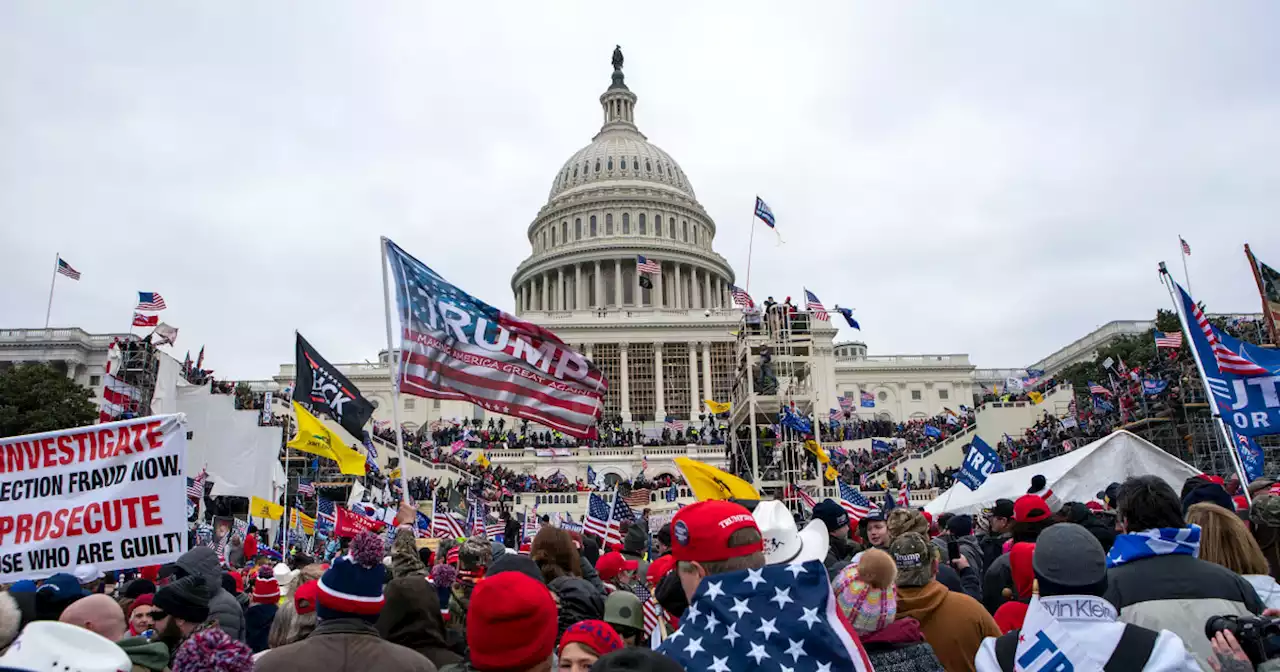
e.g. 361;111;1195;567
0;414;187;583
334;506;384;538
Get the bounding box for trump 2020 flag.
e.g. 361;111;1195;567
957;435;1003;490
656;560;872;671
383;238;607;439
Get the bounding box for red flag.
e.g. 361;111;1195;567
132;313;158;327
335;506;385;538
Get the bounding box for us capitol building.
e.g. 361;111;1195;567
4;48;1134;485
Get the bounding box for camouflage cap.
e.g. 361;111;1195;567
458;536;493;570
886;508;928;540
889;532;934;588
1252;495;1280;529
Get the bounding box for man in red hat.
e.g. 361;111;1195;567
671;500;766;600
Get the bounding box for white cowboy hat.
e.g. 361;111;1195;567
753;500;830;566
0;621;131;672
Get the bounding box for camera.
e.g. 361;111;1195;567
1206;614;1280;666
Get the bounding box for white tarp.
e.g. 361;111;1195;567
177;386;280;500
925;430;1201;517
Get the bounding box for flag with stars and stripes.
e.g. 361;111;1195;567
898;481;910;507
297;478;315;497
784;484;816;512
431;497;465;539
583;493;613;541
136;291;166;311
837;481;874;524
654;560;872;671
635;583;663;634
1154;330;1183;349
804;289;828;321
56;257;81;280
637;255;661;275
186;468;207;502
1087;381;1112;397
384;239;607;439
316;497;336;535
729;284;755;309
664;415;684;432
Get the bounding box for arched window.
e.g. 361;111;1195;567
682;220;689;241
588;216;596;236
573;166;579;178
670;221;677;239
622;213;630;234
603;214;611;235
655;215;662;237
541;231;546;249
633;156;639;170
693;225;699;245
607;157;613;170
646;160;652;172
551;228;557;246
657;163;664;175
562;221;568;242
595;160;600;173
639;213;646;234
638;214;646;235
574;219;581;239
620;158;627;170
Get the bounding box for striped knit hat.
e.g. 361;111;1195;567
832;548;898;636
317;531;386;621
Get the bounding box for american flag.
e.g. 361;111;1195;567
838;481;874;523
468;502;486;538
664;415;684;432
485;520;505;539
637;255;661;275
729;284;755;309
1180;283;1271;376
784;484;816;511
186;468;207;501
431;498;465;539
316;498;336;534
385;240;607;439
583;493;613;541
754;196;776;228
637;583;663;634
136;291;167;311
99;373;141;424
1154;330;1184;349
297;478;315;497
1180;236;1191;256
1088;381;1112;397
655;560;873;671
898;481;910;507
804;289;828;321
56;257;81;280
623;488;652;508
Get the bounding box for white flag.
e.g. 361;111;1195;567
153;322;179;346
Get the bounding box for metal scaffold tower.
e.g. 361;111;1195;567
729;306;823;513
113;335;161;417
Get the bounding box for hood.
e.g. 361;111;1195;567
176;546;223;585
0;591;30;651
895;581;948;623
1009;543;1035;599
622;521;648;558
861;617;924;646
549;576;604;623
116;636;170;672
378;577;461;667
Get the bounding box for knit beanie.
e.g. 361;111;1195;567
251;566;280;605
152;575;212;624
1028;475;1063;513
121;579;156;599
832;548;897;636
467;572;558;672
317;531;387;622
558;619;625;658
1182;482;1235;513
171;627;254;672
126;593;154;620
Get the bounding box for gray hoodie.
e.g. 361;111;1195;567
173;546;245;642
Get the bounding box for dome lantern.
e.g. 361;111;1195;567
599;46;639;134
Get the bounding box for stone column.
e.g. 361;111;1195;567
540;275;548;311
557;268;565;311
620;343;632;422
654;343;665;419
674;265;683;310
691;268;701;310
522;283;530;312
585;343;594;362
688;342;700;422
575;263;583;310
655;263;665;309
594;260;603;308
704;272;713;310
701;341;713;410
613;260;622;307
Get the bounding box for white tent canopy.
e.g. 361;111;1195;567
925;430;1201;517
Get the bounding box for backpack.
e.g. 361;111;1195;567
994;624;1158;671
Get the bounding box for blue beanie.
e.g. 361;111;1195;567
316;531;386;622
812;499;850;532
1182;483;1235;514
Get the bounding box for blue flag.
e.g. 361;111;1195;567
871;439;893;454
1142;378;1169;395
753;196;776;228
1093;397;1114;413
836;307;861;330
957;436;1003;490
779;406;812;435
1234;430;1265;483
586;465;597;486
1174;281;1280;438
923;425;942;439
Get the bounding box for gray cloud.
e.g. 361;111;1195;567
2;2;1277;378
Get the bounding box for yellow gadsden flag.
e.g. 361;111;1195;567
474;452;491;469
705;399;732;415
1028;391;1044;405
249;496;284;520
824;465;839;482
289;401;367;476
290;509;316;535
804;439;831;465
674;457;759;502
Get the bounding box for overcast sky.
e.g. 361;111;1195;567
2;2;1277;379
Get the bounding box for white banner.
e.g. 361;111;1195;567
0;414;188;582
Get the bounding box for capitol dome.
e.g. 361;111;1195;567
512;46;735;321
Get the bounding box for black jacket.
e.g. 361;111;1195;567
502;519;520;549
548;576;604;642
378;577;465;669
245;603;277;653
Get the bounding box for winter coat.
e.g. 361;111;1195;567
377;577;465;670
391;527;428;580
825;535;860;569
172;546;245;642
548;575;604;641
896;580;1001;672
116;636;170;672
1105;553;1264;669
245;603;277;653
933;534;985;577
0;590;33;654
1247;574;1280;611
578;550;607;595
255;618;436;672
446;581;476;638
861;618;946;672
503;519;520;549
982;551;1014;614
581;535;600;566
936;563;982;602
976;531;1009;575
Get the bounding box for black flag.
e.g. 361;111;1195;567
639;275;653;290
294;333;375;439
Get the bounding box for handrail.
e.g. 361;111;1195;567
870;423;976;480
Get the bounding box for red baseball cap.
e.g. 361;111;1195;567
595;552;639;583
1013;494;1052;523
670;500;762;563
646;554;676;587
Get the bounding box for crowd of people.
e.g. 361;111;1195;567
8;469;1280;671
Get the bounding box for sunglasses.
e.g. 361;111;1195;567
140;609;165;620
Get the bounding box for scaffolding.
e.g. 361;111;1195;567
112;335;161;418
729;306;823;514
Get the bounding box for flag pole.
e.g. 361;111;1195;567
744;212;756;294
44;253;59;330
379;237;412;504
1180;236;1193;295
1159;263;1250;505
1245;244;1280;345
